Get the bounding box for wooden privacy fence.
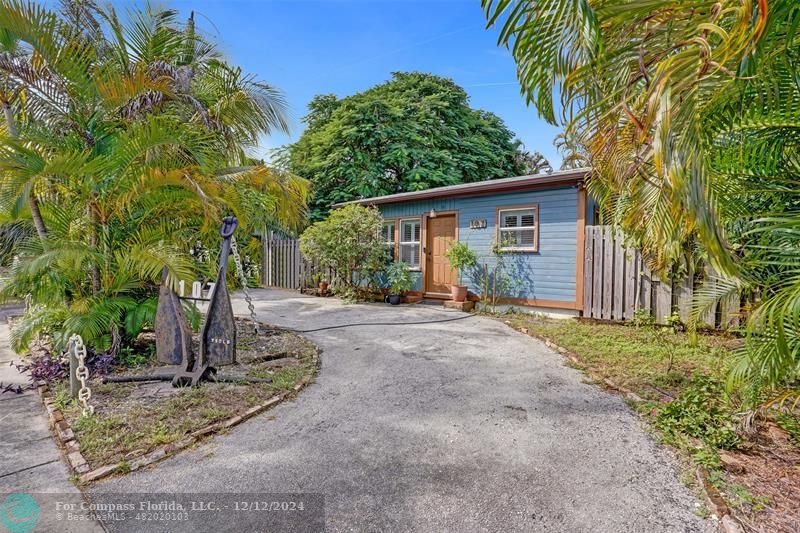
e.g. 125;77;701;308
262;235;332;290
582;225;741;328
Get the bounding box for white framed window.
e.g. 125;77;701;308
497;206;538;252
399;219;421;268
381;220;396;260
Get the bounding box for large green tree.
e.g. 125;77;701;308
287;72;523;220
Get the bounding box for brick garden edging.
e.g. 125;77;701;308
505;321;744;533
38;347;320;485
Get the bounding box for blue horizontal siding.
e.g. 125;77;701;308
377;186;579;302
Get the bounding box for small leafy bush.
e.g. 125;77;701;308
664;311;684;332
631;309;655;327
10;347;114;388
300;204;388;298
386;262;414;295
117;346;154;368
445;241;478;285
655;374;740;450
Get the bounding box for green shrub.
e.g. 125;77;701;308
300;204;388;298
386;262;414;295
631;309;655;327
655;374;740;450
445;241;478;285
664;311;684;332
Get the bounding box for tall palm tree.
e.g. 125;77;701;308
554;130;589;170
0;0;309;351
512;139;552;174
483;1;800;398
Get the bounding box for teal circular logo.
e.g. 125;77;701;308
0;493;40;533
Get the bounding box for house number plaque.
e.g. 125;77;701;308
469;219;488;230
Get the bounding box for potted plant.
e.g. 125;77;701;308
312;272;329;293
445;241;478;302
386;261;413;305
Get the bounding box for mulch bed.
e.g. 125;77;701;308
38;319;319;483
718;424;800;533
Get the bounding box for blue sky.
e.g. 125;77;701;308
148;0;563;166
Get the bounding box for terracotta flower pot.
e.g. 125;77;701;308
319;281;328;292
451;285;468;302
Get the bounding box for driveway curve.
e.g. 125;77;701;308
91;290;710;532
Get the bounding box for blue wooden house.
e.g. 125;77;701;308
338;168;595;316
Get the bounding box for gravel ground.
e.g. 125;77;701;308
90;290;713;533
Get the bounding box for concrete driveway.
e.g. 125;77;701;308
91;290;709;532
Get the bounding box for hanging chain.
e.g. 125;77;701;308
230;236;259;334
69;334;94;417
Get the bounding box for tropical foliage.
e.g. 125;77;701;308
554;131;589;170
445;241;478;286
0;0;308;353
512;139;552;174
299;204;388;298
483;1;800;402
286;72;525;220
386;261;414;295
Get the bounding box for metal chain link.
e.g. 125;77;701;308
230;236;259;334
69;334;94;417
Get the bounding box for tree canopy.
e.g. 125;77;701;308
287;72;523;220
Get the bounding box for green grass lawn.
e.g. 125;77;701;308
501;315;740;401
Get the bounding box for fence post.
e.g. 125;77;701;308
266;231;274;287
295;240;301;289
623;247;637;319
654;276;673;324
601;227;613;320
69;339;79;399
583;226;593;316
612;234;624;320
592;227;602;318
640;256;652;314
675;264;694;324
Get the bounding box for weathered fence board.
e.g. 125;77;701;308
654;280;672;323
592;228;603;319
262;234;334;291
583;233;593;315
612;235;624;320
582;226;740;329
623;250;637;319
601;226;613;320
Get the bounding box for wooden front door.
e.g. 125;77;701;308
425;214;457;295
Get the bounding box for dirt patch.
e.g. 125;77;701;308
718;424;800;533
52;320;318;469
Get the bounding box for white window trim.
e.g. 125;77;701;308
381;220;396;259
497;206;539;252
399;218;422;270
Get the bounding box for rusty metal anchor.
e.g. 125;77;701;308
171;217;239;386
152;216;240;387
155;268;193;366
200;216;238;368
153;266;211;387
